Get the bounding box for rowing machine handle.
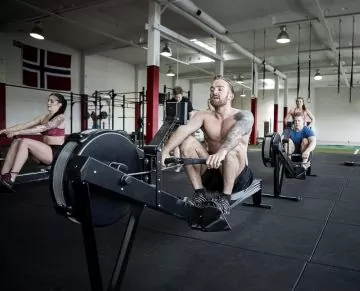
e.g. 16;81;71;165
164;157;207;165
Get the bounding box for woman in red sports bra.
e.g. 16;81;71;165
0;93;67;190
284;97;315;128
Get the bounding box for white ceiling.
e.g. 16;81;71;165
2;0;360;89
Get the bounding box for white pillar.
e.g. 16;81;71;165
147;0;161;67
215;39;224;75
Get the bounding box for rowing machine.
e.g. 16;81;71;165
261;132;316;202
49;102;270;291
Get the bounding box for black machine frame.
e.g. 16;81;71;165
261;129;317;202
50;101;270;291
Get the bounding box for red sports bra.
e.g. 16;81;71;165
291;109;308;120
42;128;65;136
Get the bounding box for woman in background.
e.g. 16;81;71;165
0;93;67;191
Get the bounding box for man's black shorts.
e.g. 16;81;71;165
201;165;254;193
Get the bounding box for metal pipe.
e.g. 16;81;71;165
164;1;287;79
172;0;228;34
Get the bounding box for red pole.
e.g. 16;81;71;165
0;83;5;130
250;97;257;145
145;65;159;144
274;104;279;132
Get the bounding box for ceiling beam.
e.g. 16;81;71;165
150;23;223;61
161;0;287;80
313;0;350;87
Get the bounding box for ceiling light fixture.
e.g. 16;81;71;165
276;26;290;44
240;88;246;97
30;23;45;40
161;43;172;57
236;75;244;84
166;66;175;77
314;69;323;81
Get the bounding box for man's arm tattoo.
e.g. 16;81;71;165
220;110;254;153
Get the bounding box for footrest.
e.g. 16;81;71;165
15;171;50;184
190;205;231;232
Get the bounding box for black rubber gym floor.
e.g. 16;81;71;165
1;151;360;291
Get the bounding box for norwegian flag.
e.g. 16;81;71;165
14;41;72;91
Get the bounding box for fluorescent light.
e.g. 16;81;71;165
262;79;275;85
190;39;216;53
259;78;277;89
188;55;215;64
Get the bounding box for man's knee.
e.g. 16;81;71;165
223;149;245;173
179;136;197;155
285;139;295;154
301;138;309;151
224;150;240;163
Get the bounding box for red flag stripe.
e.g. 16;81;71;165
23;70;38;88
47;75;71;91
47;51;71;68
22;45;38;62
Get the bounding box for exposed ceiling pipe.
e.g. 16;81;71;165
171;0;228;35
163;0;287;80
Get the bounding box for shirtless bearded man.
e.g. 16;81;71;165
162;75;254;215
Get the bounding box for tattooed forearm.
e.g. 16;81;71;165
220;110;254;152
17;115;65;135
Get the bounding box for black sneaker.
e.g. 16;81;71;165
0;173;14;192
192;191;207;207
212;195;231;215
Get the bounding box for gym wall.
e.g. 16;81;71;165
85;54;136;132
192;83;211;111
0;32;81;134
0;32;191;137
314;87;360;145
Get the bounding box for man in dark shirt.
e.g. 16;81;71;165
169;86;194;120
168;86;194;172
